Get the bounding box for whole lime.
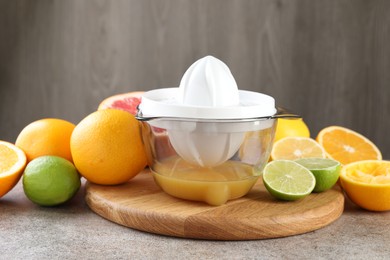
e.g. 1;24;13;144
23;156;81;206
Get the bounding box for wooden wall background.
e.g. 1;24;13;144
0;0;389;158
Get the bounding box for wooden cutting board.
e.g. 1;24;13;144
85;169;344;240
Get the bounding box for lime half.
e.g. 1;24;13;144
263;160;316;201
295;158;341;192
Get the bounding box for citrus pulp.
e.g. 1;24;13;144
271;137;326;160
262;160;316;201
316;126;382;165
340;160;390;211
98;91;144;115
0;141;27;198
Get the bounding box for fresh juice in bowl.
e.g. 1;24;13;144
140;119;276;206
152;156;260;206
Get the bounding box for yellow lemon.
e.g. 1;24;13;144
271;137;326;161
274;118;310;142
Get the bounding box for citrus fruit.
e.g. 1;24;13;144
295;158;341;192
316;126;382;165
271;137;326;160
98;91;144;115
23;156;80;206
339;160;390;211
274;118;310;142
71;109;147;185
0;141;27;198
15;118;75;162
262;160;316;201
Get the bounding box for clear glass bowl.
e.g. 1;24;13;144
138;117;277;206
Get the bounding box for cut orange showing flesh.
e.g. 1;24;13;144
316;126;382;165
340;160;390;211
271;137;326;160
0;140;27;198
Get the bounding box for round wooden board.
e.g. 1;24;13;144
85;169;344;240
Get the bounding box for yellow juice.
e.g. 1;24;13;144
152;156;259;206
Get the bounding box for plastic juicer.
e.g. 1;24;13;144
136;56;298;206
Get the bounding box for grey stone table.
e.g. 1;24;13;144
1;180;390;260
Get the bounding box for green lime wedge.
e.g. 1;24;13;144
263;160;316;201
295;158;341;193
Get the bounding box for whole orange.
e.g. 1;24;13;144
15;118;75;162
70;109;147;185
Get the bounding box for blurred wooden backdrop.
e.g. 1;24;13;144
0;0;389;158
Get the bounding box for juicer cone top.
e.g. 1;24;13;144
136;56;299;167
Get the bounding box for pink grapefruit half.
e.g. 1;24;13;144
98;91;144;115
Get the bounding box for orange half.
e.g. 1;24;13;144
340;160;390;211
316;126;382;165
0;141;27;198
